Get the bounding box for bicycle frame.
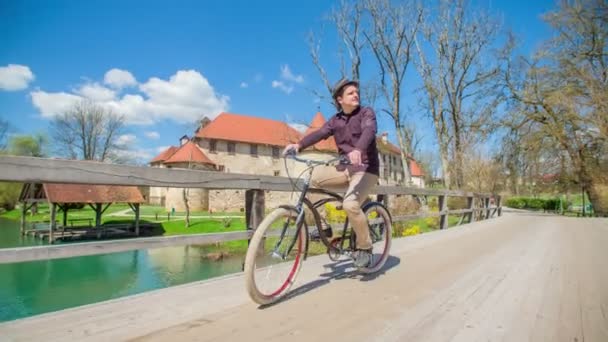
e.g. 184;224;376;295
272;154;354;260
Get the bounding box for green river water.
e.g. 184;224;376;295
0;218;244;322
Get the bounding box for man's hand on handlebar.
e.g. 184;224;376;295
283;143;300;157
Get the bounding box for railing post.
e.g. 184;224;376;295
466;196;474;223
438;194;448;230
497;195;502;217
49;202;56;244
20;201;27;235
377;194;389;208
135;203;140;236
485;197;491;219
245;189;265;234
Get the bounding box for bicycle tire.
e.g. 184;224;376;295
358;202;392;274
244;206;307;305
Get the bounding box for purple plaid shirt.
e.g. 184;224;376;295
299;106;379;176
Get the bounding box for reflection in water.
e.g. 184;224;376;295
0;218;244;322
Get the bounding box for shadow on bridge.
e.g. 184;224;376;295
258;255;401;309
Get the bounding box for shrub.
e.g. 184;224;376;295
325;203;347;223
403;225;421;236
505;197;526;209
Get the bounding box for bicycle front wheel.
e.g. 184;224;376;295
244;207;307;305
359;202;392;274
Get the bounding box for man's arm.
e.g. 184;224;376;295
298;121;333;150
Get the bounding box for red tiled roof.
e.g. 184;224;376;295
195;112;301;146
150;146;178;164
164;141;215;165
376;137;402;155
43;184;144;204
303;112;338;152
409;159;424;177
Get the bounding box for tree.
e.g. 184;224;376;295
0;133;47;210
50;100;128;162
364;0;423;185
503;0;608;215
8;133;47;157
414;0;506;189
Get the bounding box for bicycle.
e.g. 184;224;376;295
244;152;393;305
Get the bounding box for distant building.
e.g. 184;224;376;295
150;111;424;211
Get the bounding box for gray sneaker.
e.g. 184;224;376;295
353;249;372;268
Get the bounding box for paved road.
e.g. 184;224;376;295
1;211;607;342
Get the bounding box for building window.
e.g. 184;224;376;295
228;142;236;155
217;165;225;172
209;140;217;153
383;168;390;180
273;170;280;177
250;144;258;157
272;146;280;159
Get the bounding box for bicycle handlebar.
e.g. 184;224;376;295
284;150;350;167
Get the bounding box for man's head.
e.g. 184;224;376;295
332;79;359;111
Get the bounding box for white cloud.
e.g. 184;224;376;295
138;69;229;123
104;68;137;89
75;83;116;101
145;131;160;139
31;91;82;118
0;64;35;91
272;80;294;94
116;134;137;145
113;148;154;164
29;68;230;125
280;65;304;83
156;145;171;153
240;82;248;88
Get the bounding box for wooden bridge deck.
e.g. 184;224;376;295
1;211;607;342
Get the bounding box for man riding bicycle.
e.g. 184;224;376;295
283;79;380;268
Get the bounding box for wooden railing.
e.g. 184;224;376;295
0;156;502;264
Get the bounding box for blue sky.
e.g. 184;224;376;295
0;0;555;163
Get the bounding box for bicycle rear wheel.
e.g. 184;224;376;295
244;207;307;305
358;202;392;274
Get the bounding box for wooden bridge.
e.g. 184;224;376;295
0;156;606;341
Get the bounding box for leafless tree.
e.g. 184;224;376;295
414;0;506;188
50;100;128;162
364;0;423;184
503;0;608;215
309;0;367;106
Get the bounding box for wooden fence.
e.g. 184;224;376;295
0;156;501;264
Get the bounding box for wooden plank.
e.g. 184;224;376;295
0;156;486;197
438;195;448;229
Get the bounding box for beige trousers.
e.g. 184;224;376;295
310;166;378;250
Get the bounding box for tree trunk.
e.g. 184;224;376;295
183;188;190;228
395;125;412;184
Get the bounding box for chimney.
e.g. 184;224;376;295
180;135;189;146
381;132;388;144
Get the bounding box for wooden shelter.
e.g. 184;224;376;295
19;183;145;243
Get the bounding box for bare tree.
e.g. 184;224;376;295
309;0;367;106
503;0;608;215
364;0;423;185
414;0;505;189
51;100;128;162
